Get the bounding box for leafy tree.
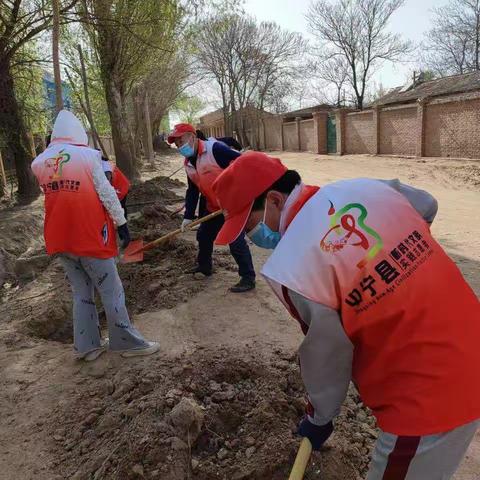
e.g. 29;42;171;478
174;94;205;124
0;0;77;196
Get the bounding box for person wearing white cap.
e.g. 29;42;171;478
31;110;159;361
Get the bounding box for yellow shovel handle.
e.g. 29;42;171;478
288;438;313;480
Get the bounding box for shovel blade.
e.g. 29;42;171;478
121;239;145;263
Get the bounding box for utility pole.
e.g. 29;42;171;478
52;0;64;113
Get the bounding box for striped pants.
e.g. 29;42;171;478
367;419;479;479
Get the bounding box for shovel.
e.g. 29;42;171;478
289;438;313;480
121;210;223;264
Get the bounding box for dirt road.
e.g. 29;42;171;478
0;152;478;479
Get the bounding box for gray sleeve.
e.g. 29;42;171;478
380;178;438;223
288;289;353;426
92;158;126;226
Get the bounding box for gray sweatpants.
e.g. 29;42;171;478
59;254;148;354
367;419;479;479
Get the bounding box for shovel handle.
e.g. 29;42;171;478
142;210;223;252
288;438;313;480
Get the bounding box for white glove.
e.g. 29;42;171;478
181;218;193;232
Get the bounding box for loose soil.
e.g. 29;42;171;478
0;152;479;480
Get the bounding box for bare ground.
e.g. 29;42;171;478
0;152;478;480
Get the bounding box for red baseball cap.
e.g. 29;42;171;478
167;123;196;144
213;151;288;245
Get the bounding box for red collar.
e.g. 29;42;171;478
283;185;320;230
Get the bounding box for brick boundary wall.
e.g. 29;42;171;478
379;105;417;156
197;91;480;159
345;111;375;154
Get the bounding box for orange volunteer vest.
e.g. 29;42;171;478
110;163;130;201
263;179;480;436
31;144;118;258
184;140;223;212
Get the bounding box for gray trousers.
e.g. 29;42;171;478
367;419;479;479
59;254;148;354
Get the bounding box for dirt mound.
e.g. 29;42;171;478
441;162;480;188
1;179;235;343
127;176;184;206
48;348;375;480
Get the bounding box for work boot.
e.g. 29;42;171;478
184;265;212;277
230;277;256;293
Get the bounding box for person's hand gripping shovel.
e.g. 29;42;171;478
121;210;223;264
289;416;334;479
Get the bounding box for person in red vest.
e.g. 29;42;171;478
31;110;159;361
101;155;130;218
212;151;480;479
168;123;255;293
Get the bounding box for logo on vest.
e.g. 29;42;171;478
320;201;383;268
44;149;71;179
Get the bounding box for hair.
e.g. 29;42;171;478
196;129;207;140
252;170;301;211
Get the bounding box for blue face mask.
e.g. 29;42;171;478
178;142;194;158
247;202;281;249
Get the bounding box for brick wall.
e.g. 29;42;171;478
283;122;297;150
264;117;283;150
425;98;480;159
345;111;375;154
299;119;315;152
379;106;417;156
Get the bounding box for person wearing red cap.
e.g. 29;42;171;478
167;123;255;293
212;151;480;479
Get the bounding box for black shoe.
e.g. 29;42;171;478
184;265;212;277
230;278;256;293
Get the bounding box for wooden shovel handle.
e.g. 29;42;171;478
288;438;313;480
142;210;223;252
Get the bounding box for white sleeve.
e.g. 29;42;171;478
102;160;113;173
92;159;126;226
380;179;438;224
288;289;353;426
288;290;353;425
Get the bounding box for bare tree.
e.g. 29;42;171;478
308;0;411;110
423;0;480;75
195;14;306;145
311;56;349;107
0;0;77;196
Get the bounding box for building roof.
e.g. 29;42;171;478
198;106;274;125
282;104;335;121
375;71;480;106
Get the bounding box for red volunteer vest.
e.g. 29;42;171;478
111;164;130;201
184;140;223;212
31;144;118;258
263;179;480;435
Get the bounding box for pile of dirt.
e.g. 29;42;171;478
47;348;376;480
0;177;235;343
127;176;184;206
440;162;480;188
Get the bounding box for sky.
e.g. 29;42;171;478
243;0;449;92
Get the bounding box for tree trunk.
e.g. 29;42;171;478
143;90;154;166
104;77;136;179
0;57;39;197
52;0;64;113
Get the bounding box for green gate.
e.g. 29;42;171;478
327;115;337;154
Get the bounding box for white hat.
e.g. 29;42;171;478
51;110;88;146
